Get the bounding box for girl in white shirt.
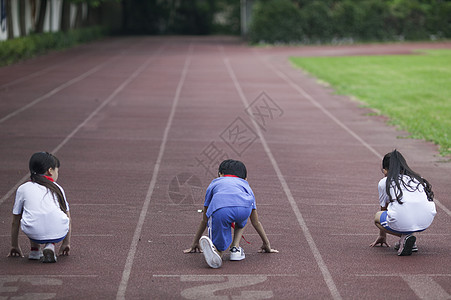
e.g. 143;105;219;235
370;150;436;256
8;152;71;263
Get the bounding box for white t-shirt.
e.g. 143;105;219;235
13;181;70;241
378;176;436;232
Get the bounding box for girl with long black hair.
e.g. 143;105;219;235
9;152;71;263
370;150;436;256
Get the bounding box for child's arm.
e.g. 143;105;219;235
250;209;278;253
369;205;390;248
59;211;71;256
183;207;208;253
8;214;23;257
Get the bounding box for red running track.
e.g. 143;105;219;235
1;36;450;299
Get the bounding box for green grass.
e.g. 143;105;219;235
290;50;451;156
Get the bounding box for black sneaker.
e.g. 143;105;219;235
395;241;418;252
398;234;416;256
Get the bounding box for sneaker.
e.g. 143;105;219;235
199;236;222;268
229;246;245;261
28;250;43;260
398;234;416;256
394;241;418;252
42;243;57;263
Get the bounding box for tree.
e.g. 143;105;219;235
60;0;71;32
19;0;26;36
5;0;13;39
35;0;47;34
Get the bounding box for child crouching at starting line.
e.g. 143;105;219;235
184;159;278;268
8;152;71;263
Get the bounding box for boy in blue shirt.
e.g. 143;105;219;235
184;159;278;268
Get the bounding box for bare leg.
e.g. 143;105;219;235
230;226;246;249
374;211;401;237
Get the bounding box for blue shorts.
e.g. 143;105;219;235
29;235;66;244
380;211;425;235
208;206;252;252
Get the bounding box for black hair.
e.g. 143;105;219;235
218;159;247;179
382;150;434;204
29;152;67;213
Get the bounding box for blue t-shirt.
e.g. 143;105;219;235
204;176;256;217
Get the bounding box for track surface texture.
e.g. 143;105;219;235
1;36;450;299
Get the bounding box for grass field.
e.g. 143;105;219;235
290;50;451;156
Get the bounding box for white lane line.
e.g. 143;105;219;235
70;204;126;206
0;275;98;278
0;39;128;90
0;45;166;206
1;65;100;124
0;40;145;124
71;234;114;237
357;274;451;300
116;44;193;300
356;274;451;277
153;274;299;278
332;233;450;236
261;57;450;217
309;203;375;206
159;233;282;237
222;57;343;300
0;234;113;237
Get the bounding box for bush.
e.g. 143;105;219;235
300;1;333;42
355;0;393;41
391;0;429;40
427;2;451;38
248;0;304;44
248;0;451;45
0;27;106;67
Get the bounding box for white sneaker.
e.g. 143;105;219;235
229;246;245;261
42;243;57;263
28;250;43;260
199;236;222;268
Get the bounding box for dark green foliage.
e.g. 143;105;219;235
248;0;303;43
122;0;225;35
0;27;106;67
300;1;333;42
249;0;451;44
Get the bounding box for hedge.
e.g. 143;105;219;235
0;26;107;67
249;0;304;44
248;0;451;44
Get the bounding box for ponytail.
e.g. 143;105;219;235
29;152;67;213
383;150;434;204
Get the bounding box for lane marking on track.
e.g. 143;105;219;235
259;56;451;218
0;39;130;91
357;274;451;300
332;233;450;236
308;203;375;206
0;275;99;278
0;44;166;207
152;274;299;300
0;234;113;237
0;39;146;124
159;233;282;237
116;44;193;300
222;55;343;300
70;203;127;206
0;66;102;124
153;274;299;278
